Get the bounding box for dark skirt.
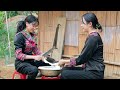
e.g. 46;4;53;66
60;67;104;79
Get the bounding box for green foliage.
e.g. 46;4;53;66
0;11;17;58
7;11;19;18
0;29;8;57
0;23;16;58
0;11;5;30
17;11;38;16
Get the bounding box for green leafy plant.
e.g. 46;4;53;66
0;11;5;30
6;11;19;18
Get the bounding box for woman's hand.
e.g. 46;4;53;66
34;55;46;61
58;59;70;67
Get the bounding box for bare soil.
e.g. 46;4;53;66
0;58;15;79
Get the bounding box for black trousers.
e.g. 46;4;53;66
15;60;50;79
60;67;104;79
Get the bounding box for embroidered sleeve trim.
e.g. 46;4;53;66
69;57;77;67
15;48;26;61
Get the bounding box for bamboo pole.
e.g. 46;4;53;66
5;11;11;58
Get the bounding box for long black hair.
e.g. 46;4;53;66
16;15;39;33
82;12;102;32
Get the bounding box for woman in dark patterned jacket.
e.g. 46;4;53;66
58;13;105;79
14;15;50;79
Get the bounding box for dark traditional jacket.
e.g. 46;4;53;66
14;30;42;64
70;32;105;72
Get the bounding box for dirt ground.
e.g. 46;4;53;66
0;58;15;79
0;58;43;79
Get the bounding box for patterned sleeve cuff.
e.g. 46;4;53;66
15;48;26;61
69;57;77;67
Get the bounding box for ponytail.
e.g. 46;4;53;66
16;21;26;33
96;23;102;32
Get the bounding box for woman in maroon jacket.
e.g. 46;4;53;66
14;15;50;79
58;12;105;79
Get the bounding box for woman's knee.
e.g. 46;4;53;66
29;66;38;75
60;70;69;79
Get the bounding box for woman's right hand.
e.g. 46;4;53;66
58;59;70;67
34;55;46;61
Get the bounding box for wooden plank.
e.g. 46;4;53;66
62;54;73;58
106;11;117;27
43;42;52;52
102;27;115;53
102;27;107;54
115;26;120;49
103;52;107;62
79;11;88;17
51;17;66;61
103;25;116;77
44;28;53;43
117;11;120;25
105;11;111;27
78;34;87;54
66;11;80;20
115;49;120;63
113;66;120;77
39;31;44;52
110;27;115;53
104;53;114;77
64;45;79;56
103;52;115;77
43;12;53;47
110;11;117;26
104;61;120;66
96;11;106;27
48;11;53;27
65;11;80;46
114;26;120;76
103;27;116;77
52;11;63;17
64;20;80;46
113;49;120;76
52;11;64;36
104;64;113;77
38;11;47;52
